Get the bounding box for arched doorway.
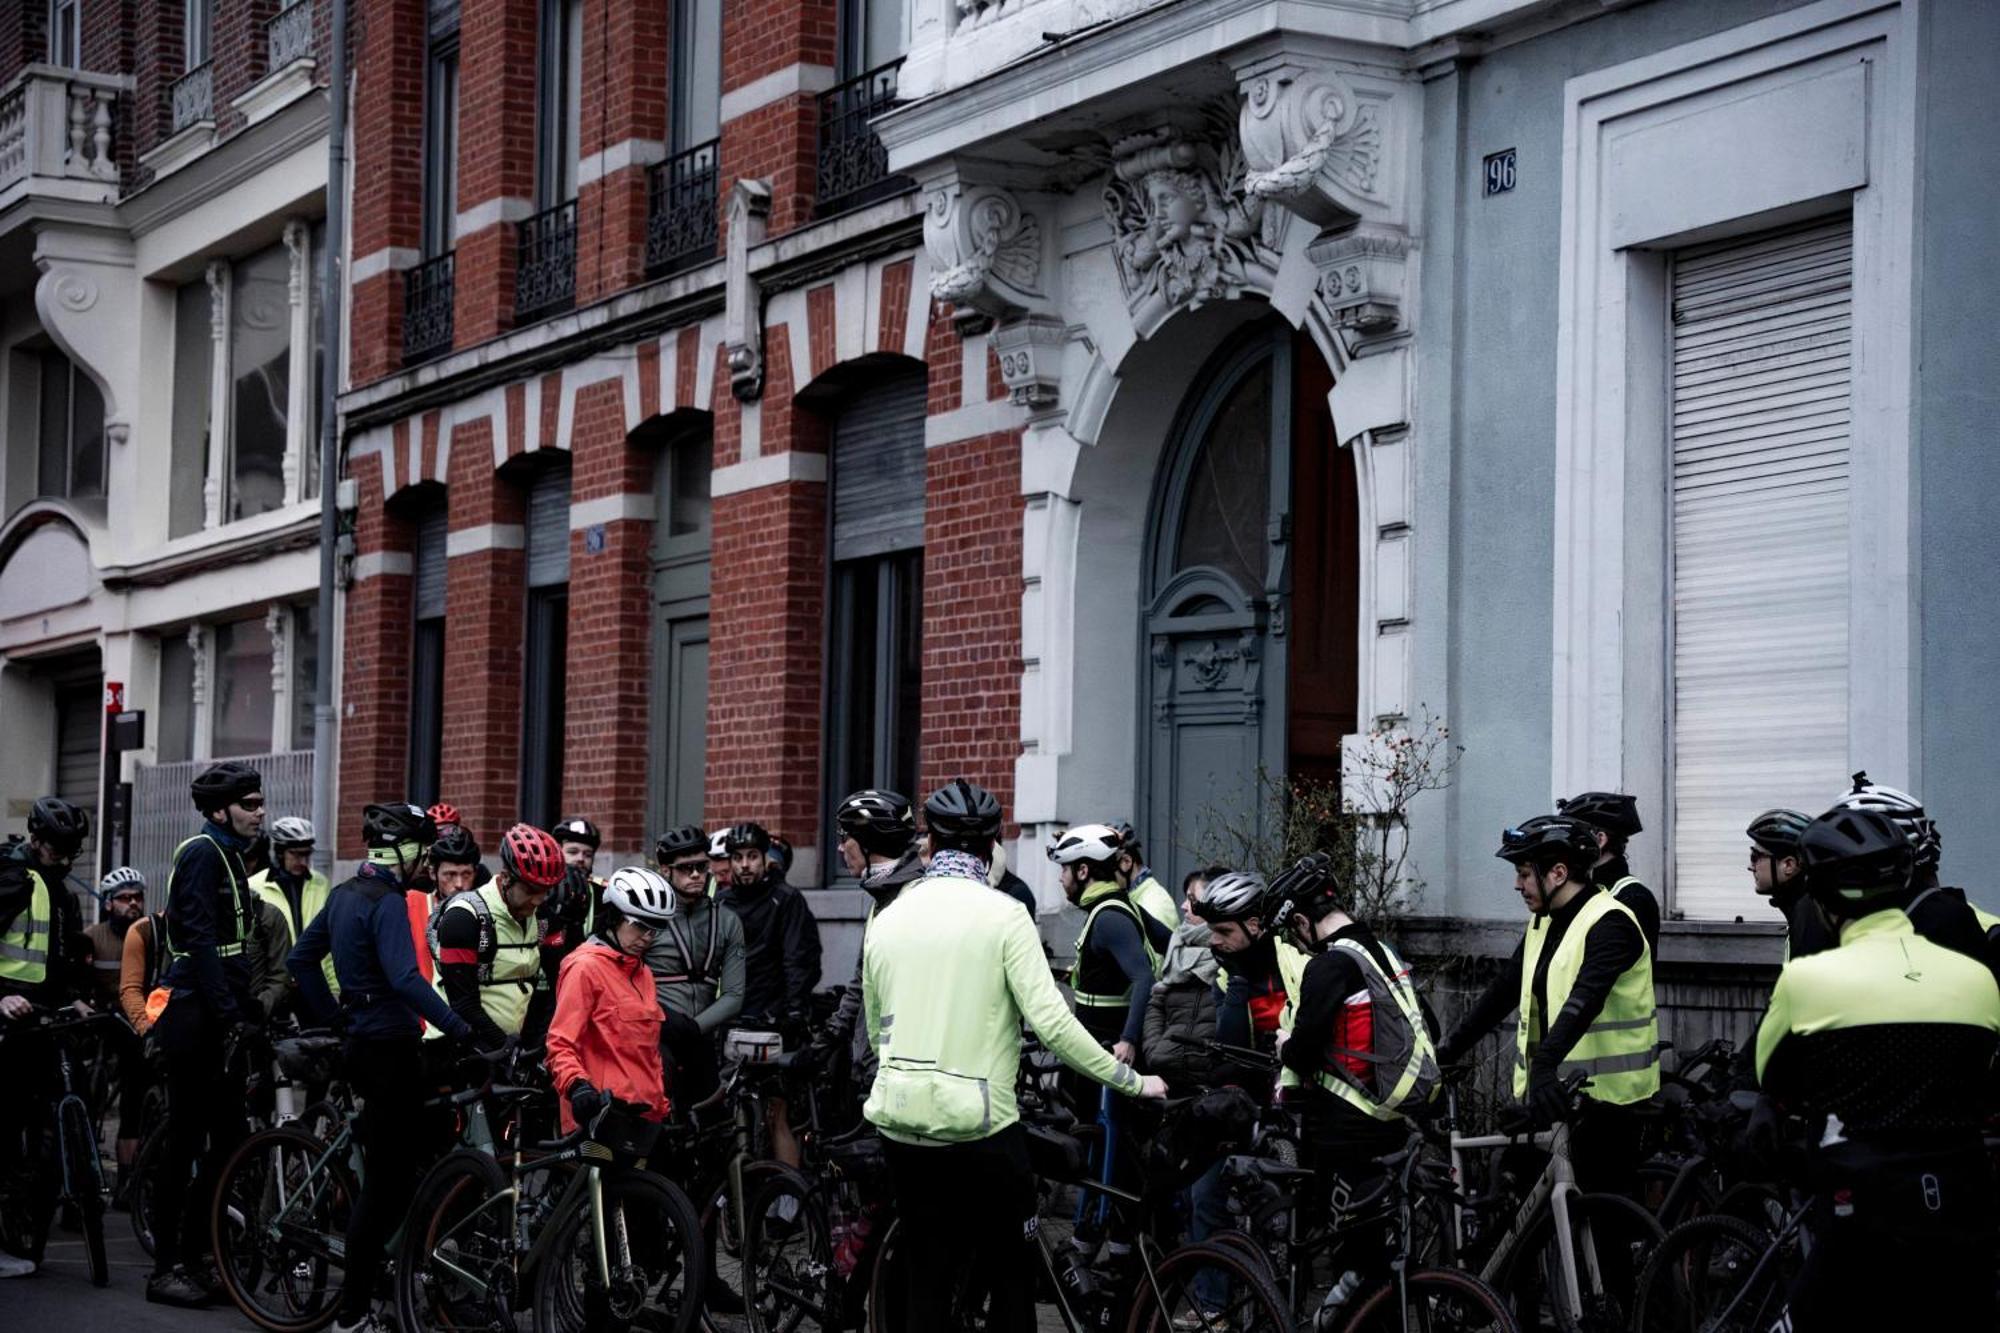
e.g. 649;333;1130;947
1141;319;1357;881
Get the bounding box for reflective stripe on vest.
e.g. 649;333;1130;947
1514;889;1660;1105
0;869;52;983
1071;890;1158;1008
162;833;251;961
653;900;721;986
439;881;541;1036
1312;937;1432;1122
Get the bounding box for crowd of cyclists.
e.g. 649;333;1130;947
0;754;1996;1332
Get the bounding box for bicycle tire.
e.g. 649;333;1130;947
1123;1240;1292;1333
395;1148;512;1333
60;1096;109;1286
1638;1158;1721;1232
1340;1267;1520;1332
698;1158;794;1333
1499;1190;1664;1333
1632;1211;1796;1333
533;1166;706;1333
741;1170;830;1333
1203;1227;1279;1290
130;1119;167;1255
212;1123;359;1333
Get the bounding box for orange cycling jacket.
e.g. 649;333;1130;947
546;938;671;1132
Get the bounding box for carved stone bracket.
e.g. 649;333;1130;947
32;227;139;464
1308;222;1409;335
926;182;1048;332
988;315;1067;412
1237;62;1388;232
723;179;772;403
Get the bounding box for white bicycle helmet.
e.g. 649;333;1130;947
1191;870;1267;924
1832;771;1940;870
602;866;678;928
708;828;731;860
270;816;316;848
99;866;147;898
1046;823;1124;866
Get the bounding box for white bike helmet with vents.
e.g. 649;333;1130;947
602;866;678;928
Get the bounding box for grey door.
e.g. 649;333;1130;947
649;424;712;835
1143;326;1293;888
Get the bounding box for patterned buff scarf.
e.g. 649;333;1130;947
925;849;990;884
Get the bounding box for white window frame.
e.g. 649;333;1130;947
184;0;212;70
48;0;81;67
1548;0;1920;913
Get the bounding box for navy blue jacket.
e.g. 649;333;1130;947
160;821;259;1023
288;865;470;1042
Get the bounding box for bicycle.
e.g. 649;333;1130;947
0;1006;121;1286
1631;1192;1809;1333
395;1096;705;1333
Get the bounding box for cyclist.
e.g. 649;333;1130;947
1753;805;2000;1328
142;762;264;1306
546;867;678;1134
543;814;605;966
1437;816;1658;1191
1730;808;1833;1092
85;867;150;1204
430;821;485;901
986;840;1038;915
435;823;563;1049
862;777;1167;1331
1832;772;2000;981
1555;791;1660;955
818;791;923;1093
1141;868;1223;1086
248;816;329;947
1191;868;1292;1056
1112;819;1182;943
646;824;744;1107
1051;822;1157;1071
707;827;731;894
720;820;820;1032
0;796;93;1280
288;803;481;1333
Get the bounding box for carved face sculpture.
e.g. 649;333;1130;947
1146;171;1208;245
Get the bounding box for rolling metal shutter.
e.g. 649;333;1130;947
831;366;926;562
54;679;100;815
414;507;448;619
1670;217;1852;920
526;462;571;587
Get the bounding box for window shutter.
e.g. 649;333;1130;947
1670;217;1852;920
831;366;925;562
55;681;100;815
414;507;448;619
526;463;571;587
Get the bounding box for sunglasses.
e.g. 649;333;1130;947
108;891;146;903
236;797;266;811
668;861;709;876
627;922;661;939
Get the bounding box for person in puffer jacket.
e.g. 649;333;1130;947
1142;868;1225;1084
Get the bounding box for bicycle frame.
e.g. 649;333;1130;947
1450;1119;1603;1321
1703;1195;1812;1329
425;1141;618;1303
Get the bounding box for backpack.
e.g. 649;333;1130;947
1323;937;1442;1119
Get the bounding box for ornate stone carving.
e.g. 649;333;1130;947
1102;115;1277;320
266;604;289;701
1238;64;1386;231
203;261;228;529
187;623;210;710
49;271;97;312
1183;640;1239;691
723;179;772;402
1308;222;1409;335
988;315;1066;412
927;184;1044;327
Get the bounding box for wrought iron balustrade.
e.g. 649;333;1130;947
515;198;577;321
170;62;212;135
268;0;317;69
403;251;456;364
645;137;719;277
815;59;910;218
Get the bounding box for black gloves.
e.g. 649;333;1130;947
661;1009;702;1046
1525;1072;1571;1130
1434;1031;1467;1070
470;1026;510;1056
568;1080;604;1126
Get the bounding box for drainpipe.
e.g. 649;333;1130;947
309;0;349;874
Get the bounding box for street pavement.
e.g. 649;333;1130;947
0;1217;258;1331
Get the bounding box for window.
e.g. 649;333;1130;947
1172;364;1270;597
49;0;81;66
212;617;276;760
1669;217;1853;919
305;221;326;500
170;279;212;538
423;10;460;257
671;0;722;149
535;0;582;207
230;242;291;522
36;349;105;501
408;507;448;805
841;0;908;76
824;367;925;863
157;632;195;764
520;461;571;828
184;0;212;68
290;603;319;751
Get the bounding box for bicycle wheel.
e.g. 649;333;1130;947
130;1120;166;1255
60;1096;109;1287
742;1170;831;1333
1203;1227;1280;1291
1124;1240;1292;1333
1501;1191;1664;1333
395;1149;513;1333
1341;1268;1519;1332
1632;1212;1797;1333
865;1216;1011;1332
699;1159;793;1333
213;1124;359;1333
533;1167;705;1333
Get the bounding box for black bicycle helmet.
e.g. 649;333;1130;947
27;796;89;856
1746;809;1812;860
923;778;1003;842
551;815;601;851
431;823;480;865
1495;815;1598;870
1800;806;1914;913
190;760;261;813
362;802;436;850
1111;819;1142;859
654;824;708;863
1555;792;1643;839
724;822;770;854
835;789;917;858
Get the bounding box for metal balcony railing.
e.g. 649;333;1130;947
0;66;125;197
515;197;577;322
645;137;719;277
815;59;910;218
403;251;456;365
268;0;316;70
170;62;213;135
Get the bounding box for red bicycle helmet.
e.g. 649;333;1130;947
500;823;565;888
428;802;462;828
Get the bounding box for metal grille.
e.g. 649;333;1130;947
645;138;719;277
815;60;909;218
832;366;926;561
127;750;313;911
403;251;455;365
515;198;577;322
170;63;213;134
526;462;572;587
268;0;315;70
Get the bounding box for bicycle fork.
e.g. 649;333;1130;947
1547;1182;1603;1320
